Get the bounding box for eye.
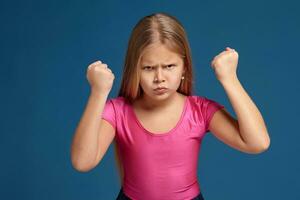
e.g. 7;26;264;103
166;64;176;69
143;66;153;70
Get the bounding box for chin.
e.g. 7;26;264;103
153;90;177;99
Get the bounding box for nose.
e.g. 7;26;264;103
153;68;165;83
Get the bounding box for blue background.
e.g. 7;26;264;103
1;0;299;199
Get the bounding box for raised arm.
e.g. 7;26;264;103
71;91;109;171
208;47;270;154
70;60;115;172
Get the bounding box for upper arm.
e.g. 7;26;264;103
208;108;253;154
94;119;116;166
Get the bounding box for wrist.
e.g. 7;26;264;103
219;74;239;85
90;89;110;98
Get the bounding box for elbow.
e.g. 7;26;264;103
71;155;96;173
259;134;271;153
71;160;94;173
248;137;271;154
70;147;98;173
251;145;269;154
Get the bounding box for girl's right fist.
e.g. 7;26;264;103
86;60;115;94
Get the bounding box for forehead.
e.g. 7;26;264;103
140;44;182;64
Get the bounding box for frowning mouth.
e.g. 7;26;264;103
154;87;167;91
153;87;168;94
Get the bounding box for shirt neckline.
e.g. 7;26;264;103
129;96;189;137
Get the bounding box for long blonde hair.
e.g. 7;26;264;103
114;12;195;186
117;12;195;104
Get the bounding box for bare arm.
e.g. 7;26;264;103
70;90;109;172
209;47;270;154
221;77;270;151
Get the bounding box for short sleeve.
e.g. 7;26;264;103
201;97;225;132
101;99;116;129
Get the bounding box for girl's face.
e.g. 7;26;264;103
138;43;185;103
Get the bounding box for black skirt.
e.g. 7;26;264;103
116;187;205;200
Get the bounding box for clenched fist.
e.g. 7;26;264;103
86;60;115;94
211;47;239;83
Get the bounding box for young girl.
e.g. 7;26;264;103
71;13;271;200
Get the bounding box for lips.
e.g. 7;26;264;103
154;87;167;91
153;87;168;94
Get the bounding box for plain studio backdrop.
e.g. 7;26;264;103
0;0;299;199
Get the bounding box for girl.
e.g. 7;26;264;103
71;13;270;200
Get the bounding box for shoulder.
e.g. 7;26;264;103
187;95;211;105
106;96;129;108
107;96;125;103
102;96;127;122
188;95;224;110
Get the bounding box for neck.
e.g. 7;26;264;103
137;92;181;111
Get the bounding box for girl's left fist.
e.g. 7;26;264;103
211;47;239;83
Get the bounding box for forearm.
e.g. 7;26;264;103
71;90;109;171
220;76;270;150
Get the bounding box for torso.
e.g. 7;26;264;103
132;93;187;134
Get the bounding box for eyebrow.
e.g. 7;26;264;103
141;62;177;67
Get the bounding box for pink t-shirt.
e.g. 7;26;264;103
101;95;225;200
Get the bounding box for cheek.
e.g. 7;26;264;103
170;74;182;83
170;76;183;89
139;76;151;89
